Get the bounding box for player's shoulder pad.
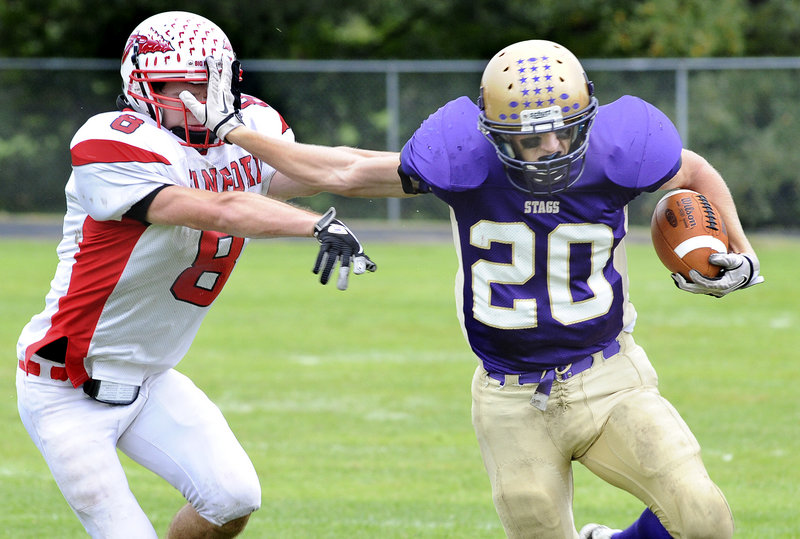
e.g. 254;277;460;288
68;111;188;222
240;93;292;137
400;96;493;192
594;95;682;190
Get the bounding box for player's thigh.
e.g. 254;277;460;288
16;369;156;537
581;386;699;491
579;388;732;537
118;369;261;526
472;367;575;538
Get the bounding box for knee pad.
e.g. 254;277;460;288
198;473;262;526
671;485;734;539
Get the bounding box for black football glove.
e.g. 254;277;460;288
313;207;376;290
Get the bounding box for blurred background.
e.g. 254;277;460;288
1;0;799;229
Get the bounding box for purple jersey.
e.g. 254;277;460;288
400;95;682;373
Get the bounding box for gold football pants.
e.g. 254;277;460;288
471;331;734;539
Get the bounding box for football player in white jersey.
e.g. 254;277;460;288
15;11;381;538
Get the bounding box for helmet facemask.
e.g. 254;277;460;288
478;40;598;195
130;61;218;149
486;107;596;195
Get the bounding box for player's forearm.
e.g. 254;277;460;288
699;185;754;256
663;150;756;256
147;186;317;238
227;127;346;180
227;126;405;197
213;191;318;238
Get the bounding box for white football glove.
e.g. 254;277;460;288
179;56;244;143
672;252;764;298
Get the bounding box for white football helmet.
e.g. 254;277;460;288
120;11;237;149
478;40;598;195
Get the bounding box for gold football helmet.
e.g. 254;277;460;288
478;40;598;194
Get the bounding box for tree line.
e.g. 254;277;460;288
2;1;798;60
1;0;798;228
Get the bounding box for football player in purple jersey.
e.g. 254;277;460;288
189;40;763;539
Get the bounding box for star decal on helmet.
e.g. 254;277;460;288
501;56;562;118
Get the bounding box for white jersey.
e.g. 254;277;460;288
17;94;293;387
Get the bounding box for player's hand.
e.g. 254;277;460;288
313;207;376;290
671;252;764;297
179;56;243;143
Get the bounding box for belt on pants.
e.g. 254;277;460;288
19;356;140;405
19;357;69;381
486;339;621;410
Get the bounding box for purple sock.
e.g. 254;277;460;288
613;508;672;539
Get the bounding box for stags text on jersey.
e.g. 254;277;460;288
524;200;560;214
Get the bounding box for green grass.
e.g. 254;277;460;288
1;231;798;538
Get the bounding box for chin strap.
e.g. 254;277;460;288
168;125;217;148
116;94;133;111
131;47;157;121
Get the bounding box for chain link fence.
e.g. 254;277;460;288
2;57;799;228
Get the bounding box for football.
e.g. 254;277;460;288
650;189;729;280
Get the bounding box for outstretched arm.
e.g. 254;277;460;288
179;55;406;201
226;127;407;200
145;185;318;238
144;186;375;290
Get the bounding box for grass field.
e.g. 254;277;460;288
1;230;797;538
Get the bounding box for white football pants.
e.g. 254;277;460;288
16;366;261;538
